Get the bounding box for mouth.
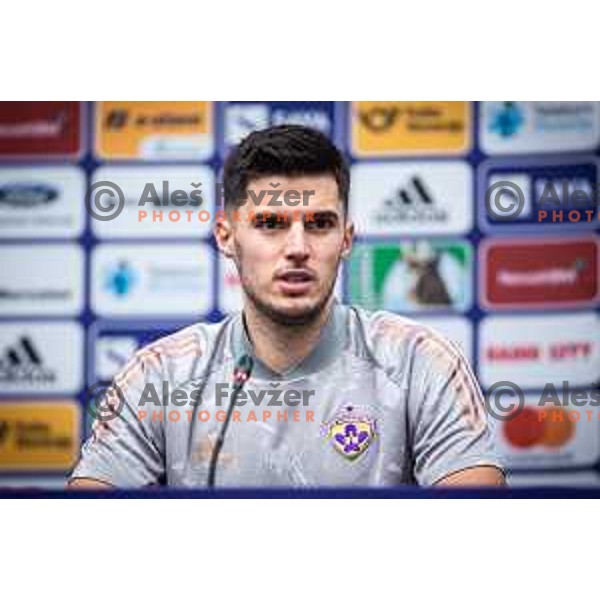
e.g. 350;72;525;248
275;269;316;295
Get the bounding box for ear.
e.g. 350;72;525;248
214;218;235;258
340;220;354;259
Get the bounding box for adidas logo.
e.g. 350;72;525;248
0;336;56;384
376;176;448;224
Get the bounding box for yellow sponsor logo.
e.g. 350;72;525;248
0;401;80;471
96;101;214;159
352;101;471;156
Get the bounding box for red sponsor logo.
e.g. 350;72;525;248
486;344;540;361
0;102;81;157
486;342;593;363
482;237;599;308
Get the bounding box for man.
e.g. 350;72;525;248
69;125;504;488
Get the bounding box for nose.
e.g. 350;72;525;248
283;221;310;262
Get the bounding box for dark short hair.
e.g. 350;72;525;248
222;124;350;211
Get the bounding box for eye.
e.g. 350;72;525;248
254;217;286;230
307;215;336;230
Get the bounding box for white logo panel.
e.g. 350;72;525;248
0;166;85;238
479;313;600;389
91;166;214;239
0;321;83;394
480;102;600;155
350;161;472;236
0;244;84;316
92;243;213;317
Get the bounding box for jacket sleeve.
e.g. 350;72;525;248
70;350;166;487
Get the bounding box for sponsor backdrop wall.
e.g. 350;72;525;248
0;101;598;488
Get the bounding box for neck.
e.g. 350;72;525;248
243;298;335;375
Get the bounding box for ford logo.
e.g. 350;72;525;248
0;183;59;207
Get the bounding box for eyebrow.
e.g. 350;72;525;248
253;210;341;221
310;210;340;220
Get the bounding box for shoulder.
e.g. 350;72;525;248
346;305;463;382
346;305;489;440
114;316;235;391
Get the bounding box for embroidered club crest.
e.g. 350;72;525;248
322;405;377;460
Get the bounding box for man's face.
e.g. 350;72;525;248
215;174;354;325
